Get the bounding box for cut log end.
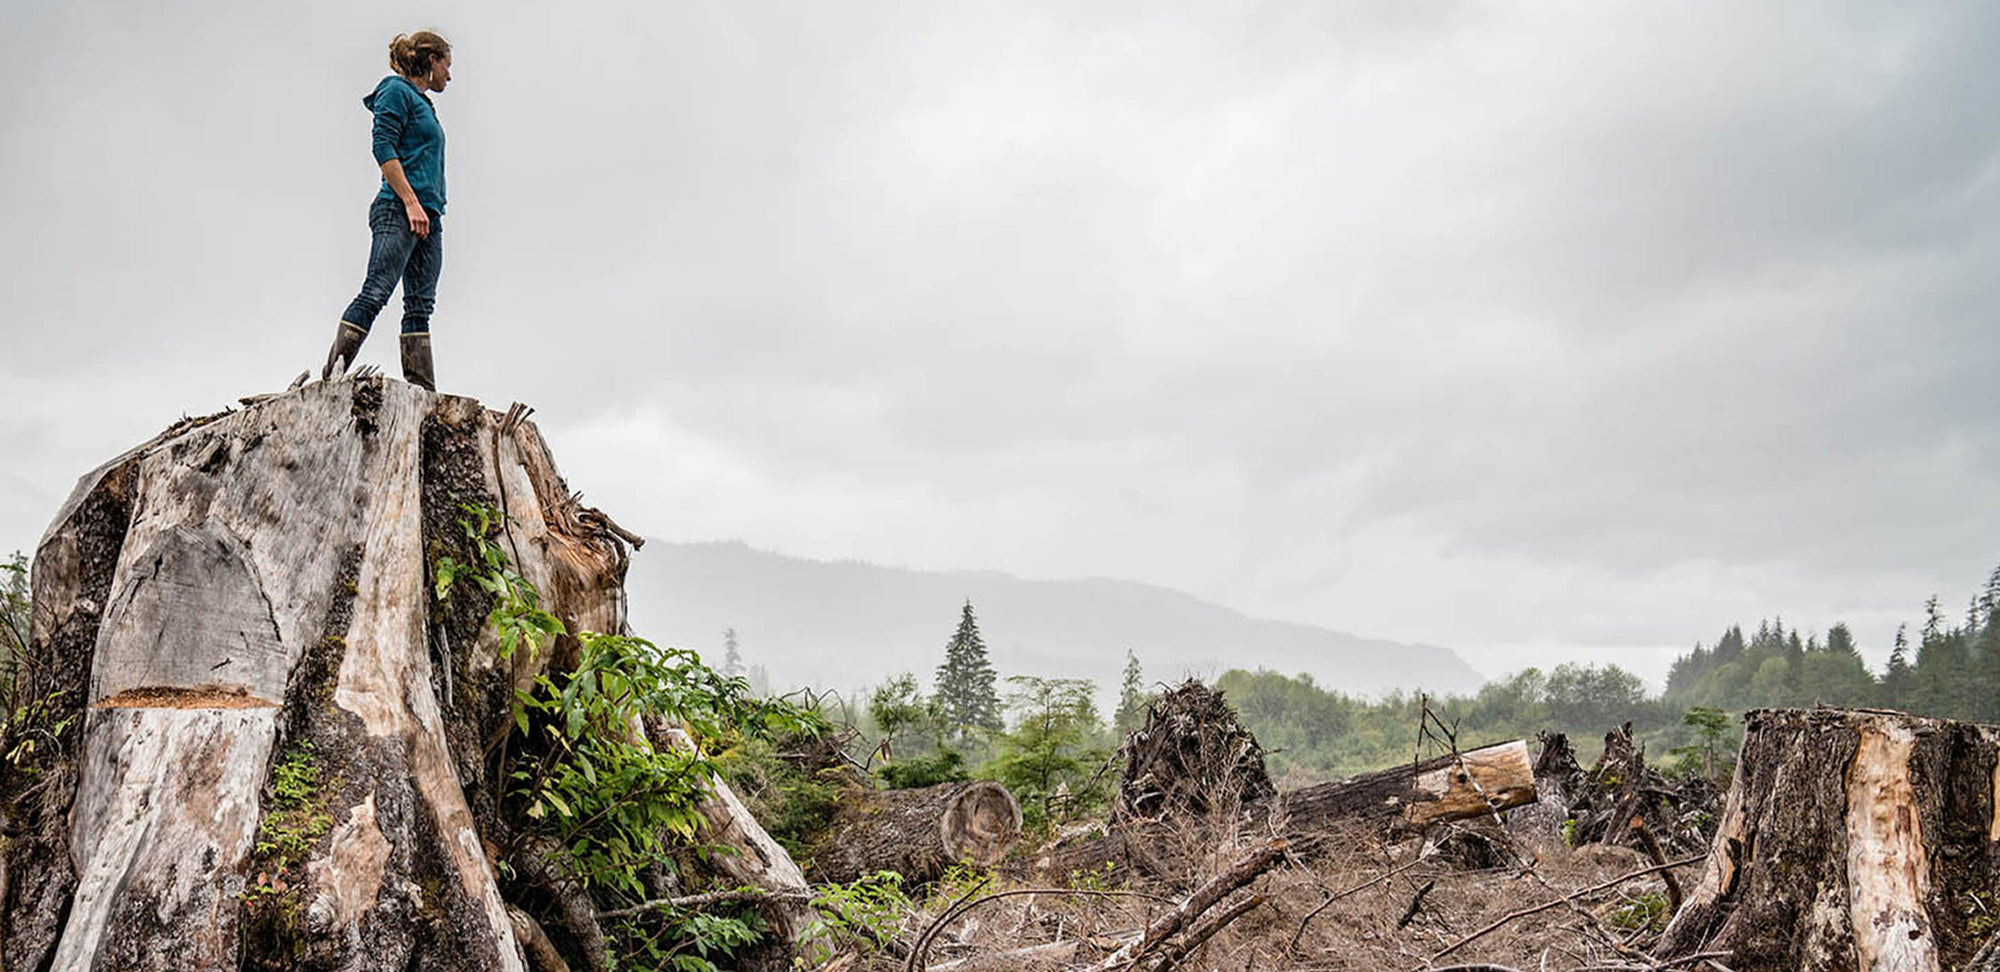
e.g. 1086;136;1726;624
939;780;1023;867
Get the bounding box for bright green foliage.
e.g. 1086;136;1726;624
1607;890;1671;931
867;672;967;788
879;749;968;789
716;730;842;860
3;689;73;771
608;909;765;972
433;503;565;661
435;502;829;972
510;631;819;898
507;627;827;972
255;741;334;863
988;675;1107;832
1667;706;1735;781
933;601;1002;737
868;673;948;758
798;872;914;965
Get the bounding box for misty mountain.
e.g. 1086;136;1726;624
623;541;1484;704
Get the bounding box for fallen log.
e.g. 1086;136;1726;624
1656;707;2000;972
1033;740;1535;880
1277;739;1536;837
805;779;1023;884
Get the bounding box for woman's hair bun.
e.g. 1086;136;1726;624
389;30;451;77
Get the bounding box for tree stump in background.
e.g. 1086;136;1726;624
1657;707;2000;972
0;379;731;972
804;779;1022;884
1115;680;1276;827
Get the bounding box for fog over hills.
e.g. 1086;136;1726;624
625;540;1484;704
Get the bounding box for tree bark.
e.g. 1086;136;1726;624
1655;707;2000;972
804;779;1023;884
0;379;658;971
1275;739;1536;837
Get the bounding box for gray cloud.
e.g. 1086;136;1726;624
5;0;1998;686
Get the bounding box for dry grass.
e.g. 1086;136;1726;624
817;822;1701;972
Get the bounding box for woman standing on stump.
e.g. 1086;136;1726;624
321;30;452;391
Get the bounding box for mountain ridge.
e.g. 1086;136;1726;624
624;539;1486;703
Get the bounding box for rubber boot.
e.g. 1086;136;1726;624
401;333;436;392
321;321;369;380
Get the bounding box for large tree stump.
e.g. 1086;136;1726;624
1656;708;2000;972
804;779;1022;884
0;379;792;971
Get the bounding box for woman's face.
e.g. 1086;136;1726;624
423;54;453;93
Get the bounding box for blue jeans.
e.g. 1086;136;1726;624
339;194;443;335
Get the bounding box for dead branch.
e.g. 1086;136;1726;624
1286;851;1426;954
902;887;1174;971
506;903;572;972
1626;818;1681;916
1094;838;1287;971
1394;880;1435;930
1133;892;1264;972
1421;855;1704;967
904;876;993;972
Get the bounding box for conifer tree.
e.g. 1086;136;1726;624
1882;623;1914;711
1114;649;1148;735
721;627;744;678
934;600;1002;735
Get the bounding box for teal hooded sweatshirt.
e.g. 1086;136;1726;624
366;76;446;214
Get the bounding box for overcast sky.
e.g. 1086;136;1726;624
4;0;1997;685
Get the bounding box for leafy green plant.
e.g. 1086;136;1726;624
433;502;832;971
878;748;967;789
1606;889;1670;931
247;740;336;902
798;872;913;965
434;503;565;661
506;630;825;970
3;689;74;771
1067;859;1122;892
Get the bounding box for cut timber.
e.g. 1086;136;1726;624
1656;708;2000;972
0;379;698;971
1277;739;1536;837
804;779;1023;884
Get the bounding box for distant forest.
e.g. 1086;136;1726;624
1220;562;2000;782
827;562;2000;819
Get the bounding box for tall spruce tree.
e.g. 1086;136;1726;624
1114;649;1148;735
934;600;1002;735
721;627;744;677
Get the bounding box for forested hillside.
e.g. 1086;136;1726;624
1219;563;2000;782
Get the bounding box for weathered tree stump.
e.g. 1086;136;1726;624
1656;707;2000;972
1115;680;1276;827
0;379;798;972
804;779;1022;884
